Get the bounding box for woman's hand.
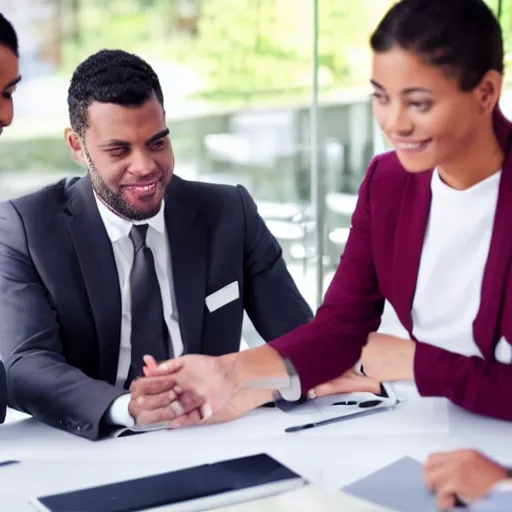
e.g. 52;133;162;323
423;449;508;509
308;368;381;399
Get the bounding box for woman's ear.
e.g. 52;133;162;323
64;128;86;166
475;70;503;115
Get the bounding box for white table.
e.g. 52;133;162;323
2;383;512;511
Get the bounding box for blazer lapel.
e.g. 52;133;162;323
393;170;433;334
164;186;206;355
473;146;512;357
65;176;121;383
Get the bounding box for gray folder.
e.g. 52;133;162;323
342;456;438;512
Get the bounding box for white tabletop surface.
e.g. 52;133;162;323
2;381;512;511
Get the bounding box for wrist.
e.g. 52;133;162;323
401;343;415;380
219;352;241;391
231;344;290;391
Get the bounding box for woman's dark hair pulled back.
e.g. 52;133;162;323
370;0;503;91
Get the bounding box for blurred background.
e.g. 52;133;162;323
0;0;510;344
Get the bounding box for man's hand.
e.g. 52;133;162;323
143;354;272;426
361;333;415;382
423;449;508;509
141;353;240;428
128;374;205;426
308;369;381;399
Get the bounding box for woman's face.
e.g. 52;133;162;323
0;44;20;136
371;46;496;173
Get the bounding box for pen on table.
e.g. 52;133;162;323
285;403;398;433
0;460;20;468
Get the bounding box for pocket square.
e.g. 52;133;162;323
205;281;239;313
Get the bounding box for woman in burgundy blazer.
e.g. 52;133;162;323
139;0;512;427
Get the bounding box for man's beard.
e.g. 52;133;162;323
83;146;162;221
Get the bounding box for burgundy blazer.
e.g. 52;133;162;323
272;108;512;421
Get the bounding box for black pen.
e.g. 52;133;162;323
285;403;397;433
0;460;20;468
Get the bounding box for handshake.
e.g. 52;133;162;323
126;332;411;430
127;352;273;429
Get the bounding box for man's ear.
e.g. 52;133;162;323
64;128;87;166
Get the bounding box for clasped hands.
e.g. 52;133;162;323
127;353;237;428
127;332;416;427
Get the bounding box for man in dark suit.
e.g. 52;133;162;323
0;49;312;439
0;13;21;426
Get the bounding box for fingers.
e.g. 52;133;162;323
128;385;178;421
168;409;203;429
423;464;449;493
436;488;456;511
425;451;459;469
167;400;214;428
135;391;204;426
133;388;178;412
130;376;176;397
309;382;335;398
142;355;158;373
155;358;185;375
423;459;470;510
200;403;213;420
143;357;184;377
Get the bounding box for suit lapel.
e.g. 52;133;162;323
165;182;206;355
65;176;121;383
393;171;433;334
473;147;512;357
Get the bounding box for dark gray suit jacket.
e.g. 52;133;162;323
0;175;312;439
0;361;5;424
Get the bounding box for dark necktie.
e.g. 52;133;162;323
124;224;170;388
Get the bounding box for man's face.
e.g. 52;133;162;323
78;95;174;220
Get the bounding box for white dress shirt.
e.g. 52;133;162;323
412;169;512;364
95;197;184;427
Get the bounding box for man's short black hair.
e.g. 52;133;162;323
68;49;165;136
0;14;18;57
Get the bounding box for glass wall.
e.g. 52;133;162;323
0;0;510;343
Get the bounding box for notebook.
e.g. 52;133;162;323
30;453;306;512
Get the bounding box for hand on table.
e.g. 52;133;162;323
361;332;415;382
308;368;381;399
423;449;507;509
141;353;241;428
127;371;204;426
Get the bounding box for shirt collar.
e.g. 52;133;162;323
95;195;166;243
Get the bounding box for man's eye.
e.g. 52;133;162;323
108;147;129;158
151;139;166;151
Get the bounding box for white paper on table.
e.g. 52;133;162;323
215;484;395;512
281;382;399;418
279;382;449;437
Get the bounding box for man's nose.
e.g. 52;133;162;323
130;149;158;176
